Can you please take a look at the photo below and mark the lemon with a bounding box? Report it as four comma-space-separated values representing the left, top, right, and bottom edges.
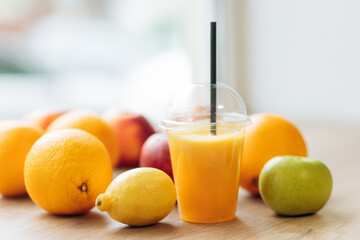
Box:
96, 167, 177, 226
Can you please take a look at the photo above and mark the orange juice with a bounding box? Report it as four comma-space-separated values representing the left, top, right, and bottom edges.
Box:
167, 130, 245, 223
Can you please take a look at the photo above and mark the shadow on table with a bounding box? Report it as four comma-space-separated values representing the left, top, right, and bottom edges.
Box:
237, 192, 268, 213
35, 210, 110, 229
238, 193, 263, 203
213, 217, 260, 238
0, 194, 34, 209
109, 222, 178, 238
273, 210, 354, 229
0, 194, 29, 200
109, 216, 261, 239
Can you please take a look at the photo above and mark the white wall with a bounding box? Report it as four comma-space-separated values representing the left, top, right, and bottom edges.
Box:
224, 0, 360, 125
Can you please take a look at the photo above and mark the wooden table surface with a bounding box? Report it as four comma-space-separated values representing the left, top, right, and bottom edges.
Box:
1, 124, 359, 239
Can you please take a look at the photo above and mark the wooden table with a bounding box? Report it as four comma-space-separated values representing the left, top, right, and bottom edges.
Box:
1, 124, 359, 239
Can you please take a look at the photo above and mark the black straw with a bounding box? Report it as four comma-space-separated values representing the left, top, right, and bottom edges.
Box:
210, 22, 217, 135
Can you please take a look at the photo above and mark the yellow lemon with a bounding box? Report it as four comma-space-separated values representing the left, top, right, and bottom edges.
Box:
96, 167, 176, 226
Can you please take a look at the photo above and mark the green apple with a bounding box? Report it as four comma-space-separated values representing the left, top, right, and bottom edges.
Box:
259, 156, 333, 216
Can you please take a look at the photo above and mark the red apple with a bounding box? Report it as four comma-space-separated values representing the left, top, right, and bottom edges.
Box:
24, 108, 67, 130
139, 133, 173, 179
103, 110, 155, 167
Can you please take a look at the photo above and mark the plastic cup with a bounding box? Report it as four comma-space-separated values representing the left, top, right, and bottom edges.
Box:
161, 83, 250, 223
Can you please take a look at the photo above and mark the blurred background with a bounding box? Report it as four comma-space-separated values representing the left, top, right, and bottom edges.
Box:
0, 0, 359, 126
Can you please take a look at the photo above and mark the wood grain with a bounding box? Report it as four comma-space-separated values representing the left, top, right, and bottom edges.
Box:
1, 124, 359, 239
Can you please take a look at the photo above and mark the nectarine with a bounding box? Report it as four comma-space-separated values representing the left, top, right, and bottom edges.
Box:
103, 111, 155, 167
24, 108, 67, 130
139, 133, 173, 179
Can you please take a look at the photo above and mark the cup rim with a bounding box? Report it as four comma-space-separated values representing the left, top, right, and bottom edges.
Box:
160, 113, 250, 131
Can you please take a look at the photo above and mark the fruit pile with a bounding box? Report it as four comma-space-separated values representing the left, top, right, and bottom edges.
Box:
0, 109, 332, 227
240, 113, 332, 216
0, 109, 174, 225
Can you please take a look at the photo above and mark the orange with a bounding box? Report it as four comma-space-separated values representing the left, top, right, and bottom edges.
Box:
240, 113, 307, 195
24, 129, 112, 215
0, 120, 43, 197
46, 110, 120, 167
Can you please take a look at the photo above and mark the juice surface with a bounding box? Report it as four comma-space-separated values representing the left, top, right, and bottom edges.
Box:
168, 130, 244, 223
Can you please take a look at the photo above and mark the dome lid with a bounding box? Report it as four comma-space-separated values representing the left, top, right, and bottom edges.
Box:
161, 83, 249, 130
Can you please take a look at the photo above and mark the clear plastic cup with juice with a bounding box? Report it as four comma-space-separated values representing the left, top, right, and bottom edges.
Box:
161, 83, 249, 223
